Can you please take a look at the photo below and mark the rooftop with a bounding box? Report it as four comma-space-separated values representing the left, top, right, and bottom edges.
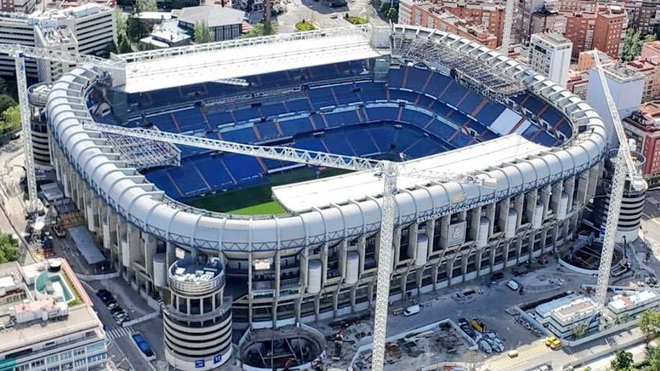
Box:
273, 135, 545, 213
178, 5, 244, 28
608, 290, 659, 312
626, 100, 660, 129
532, 32, 571, 46
0, 261, 103, 356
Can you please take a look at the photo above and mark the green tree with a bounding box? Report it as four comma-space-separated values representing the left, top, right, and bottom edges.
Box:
646, 346, 660, 371
136, 0, 157, 12
263, 20, 274, 36
241, 21, 276, 38
622, 29, 643, 62
126, 16, 149, 41
640, 310, 660, 341
611, 350, 634, 371
0, 95, 16, 115
193, 21, 212, 44
1, 105, 20, 133
0, 233, 19, 264
386, 7, 397, 22
115, 7, 127, 39
572, 323, 588, 339
118, 35, 133, 53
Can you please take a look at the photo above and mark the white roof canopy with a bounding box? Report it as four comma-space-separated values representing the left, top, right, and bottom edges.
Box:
273, 135, 546, 213
117, 27, 381, 93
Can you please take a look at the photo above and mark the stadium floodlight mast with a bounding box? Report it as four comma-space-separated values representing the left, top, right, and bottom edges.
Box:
3, 42, 495, 370
591, 51, 645, 316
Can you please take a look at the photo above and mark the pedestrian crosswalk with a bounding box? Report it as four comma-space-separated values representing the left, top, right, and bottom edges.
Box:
106, 326, 135, 340
486, 340, 550, 370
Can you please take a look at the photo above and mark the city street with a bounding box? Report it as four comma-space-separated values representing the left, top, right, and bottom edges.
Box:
274, 0, 385, 33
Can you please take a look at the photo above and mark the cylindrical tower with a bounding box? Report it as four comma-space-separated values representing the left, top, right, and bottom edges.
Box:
27, 83, 52, 168
593, 149, 647, 243
163, 257, 233, 370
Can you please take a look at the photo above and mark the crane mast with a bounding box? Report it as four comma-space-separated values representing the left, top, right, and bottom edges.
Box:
591, 53, 644, 314
14, 55, 38, 212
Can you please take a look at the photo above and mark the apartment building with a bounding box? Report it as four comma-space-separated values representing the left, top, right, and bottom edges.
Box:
562, 11, 596, 58
628, 58, 660, 102
592, 5, 627, 58
623, 101, 660, 180
398, 0, 499, 48
528, 32, 572, 86
0, 3, 116, 80
0, 260, 107, 371
442, 1, 506, 47
0, 0, 34, 13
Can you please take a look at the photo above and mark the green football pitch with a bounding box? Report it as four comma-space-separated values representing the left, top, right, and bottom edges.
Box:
186, 167, 349, 215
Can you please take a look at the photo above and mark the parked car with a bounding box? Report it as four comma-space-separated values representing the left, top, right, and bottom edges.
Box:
131, 333, 155, 360
95, 289, 109, 297
507, 279, 520, 291
107, 302, 119, 310
403, 304, 421, 317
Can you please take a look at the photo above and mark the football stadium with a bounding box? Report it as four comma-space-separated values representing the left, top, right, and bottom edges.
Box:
47, 25, 608, 369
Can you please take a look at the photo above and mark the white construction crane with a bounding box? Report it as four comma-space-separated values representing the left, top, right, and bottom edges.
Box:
3, 43, 494, 370
591, 52, 646, 314
81, 123, 493, 371
500, 0, 516, 54
0, 44, 122, 212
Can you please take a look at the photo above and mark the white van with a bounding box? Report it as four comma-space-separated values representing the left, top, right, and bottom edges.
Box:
403, 304, 421, 316
507, 280, 520, 291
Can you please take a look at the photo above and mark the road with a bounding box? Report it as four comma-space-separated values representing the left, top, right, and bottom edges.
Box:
275, 0, 385, 33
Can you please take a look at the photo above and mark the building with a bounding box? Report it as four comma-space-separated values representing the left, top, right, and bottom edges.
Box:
607, 290, 659, 319
46, 26, 610, 368
0, 0, 34, 13
576, 49, 613, 71
627, 58, 659, 102
530, 7, 567, 36
558, 0, 595, 12
177, 6, 244, 42
0, 4, 116, 81
140, 19, 192, 49
442, 1, 507, 47
520, 0, 558, 43
566, 70, 589, 98
534, 294, 600, 339
562, 11, 596, 58
623, 101, 660, 180
592, 5, 627, 58
398, 0, 498, 48
608, 0, 659, 37
528, 32, 572, 86
0, 259, 107, 370
27, 83, 53, 168
641, 40, 660, 63
587, 63, 645, 144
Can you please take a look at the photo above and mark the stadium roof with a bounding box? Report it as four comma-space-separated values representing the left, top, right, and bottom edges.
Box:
178, 6, 244, 28
117, 27, 381, 93
272, 135, 546, 213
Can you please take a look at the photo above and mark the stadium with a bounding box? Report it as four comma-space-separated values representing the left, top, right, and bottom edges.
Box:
46, 25, 608, 369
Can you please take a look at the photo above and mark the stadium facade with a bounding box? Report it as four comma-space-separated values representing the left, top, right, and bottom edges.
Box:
46, 25, 609, 369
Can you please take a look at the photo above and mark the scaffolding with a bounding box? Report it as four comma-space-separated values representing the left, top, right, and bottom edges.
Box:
102, 131, 181, 170
393, 31, 525, 102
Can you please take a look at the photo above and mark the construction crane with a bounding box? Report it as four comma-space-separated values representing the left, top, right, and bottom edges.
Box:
81, 122, 493, 370
500, 0, 516, 54
591, 52, 646, 315
0, 44, 122, 212
4, 43, 494, 370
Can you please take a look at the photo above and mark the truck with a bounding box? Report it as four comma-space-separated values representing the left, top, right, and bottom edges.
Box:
471, 318, 485, 333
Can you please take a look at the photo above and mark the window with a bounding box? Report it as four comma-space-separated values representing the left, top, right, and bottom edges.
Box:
86, 342, 105, 353
60, 351, 72, 360
45, 355, 59, 364
73, 348, 85, 357
31, 359, 45, 368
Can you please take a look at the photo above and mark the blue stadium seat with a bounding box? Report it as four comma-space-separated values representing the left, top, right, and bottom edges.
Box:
358, 82, 387, 101
416, 94, 436, 108
168, 165, 208, 196
286, 98, 312, 113
332, 84, 361, 105
146, 113, 178, 132
424, 73, 452, 97
294, 137, 326, 152
221, 126, 258, 143
450, 132, 472, 148
428, 101, 452, 117
260, 103, 289, 117
556, 120, 572, 138
206, 111, 234, 127
324, 110, 360, 128
308, 87, 337, 109
521, 94, 545, 113
458, 93, 483, 115
323, 135, 354, 155
279, 117, 312, 136
256, 121, 280, 140
347, 132, 379, 156
223, 154, 262, 182
475, 102, 506, 126
441, 82, 469, 107
388, 68, 405, 89
365, 106, 399, 122
405, 137, 443, 158
540, 107, 562, 126
405, 68, 430, 92
195, 158, 234, 188
401, 108, 432, 127
426, 119, 457, 139
535, 131, 556, 146
389, 89, 418, 103
173, 108, 205, 132
232, 107, 261, 122
145, 170, 180, 197
369, 126, 396, 151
